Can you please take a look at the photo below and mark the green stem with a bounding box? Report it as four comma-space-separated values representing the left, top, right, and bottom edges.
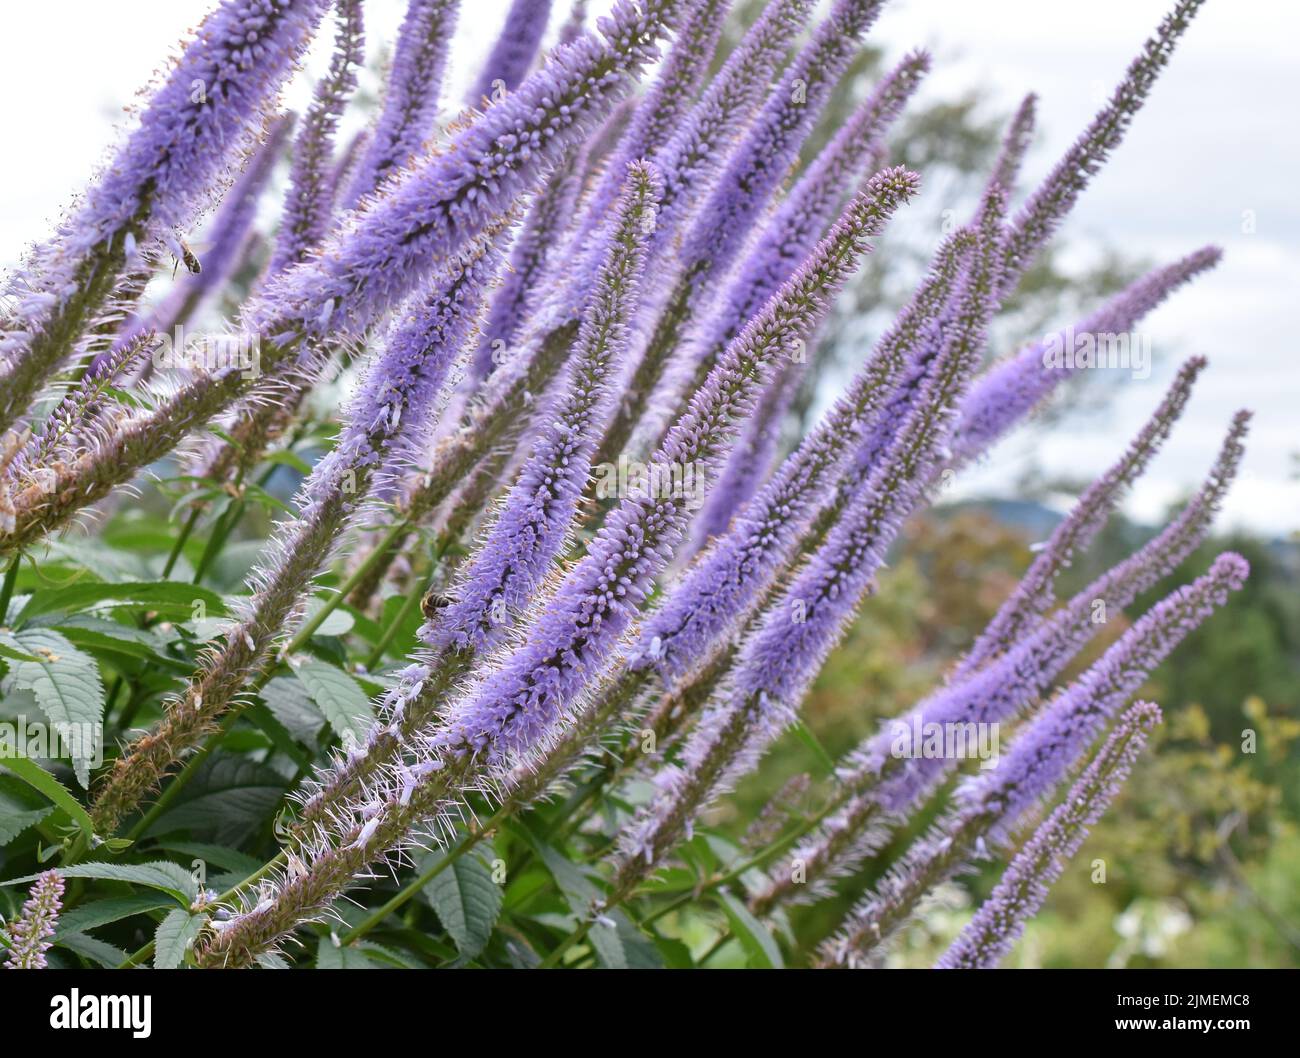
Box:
162, 506, 203, 579
538, 920, 593, 969
0, 552, 20, 623
362, 556, 432, 670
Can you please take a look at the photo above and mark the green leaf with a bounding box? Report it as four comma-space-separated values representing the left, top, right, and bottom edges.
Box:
789, 719, 837, 777
316, 937, 380, 969
532, 841, 627, 969
291, 658, 374, 747
301, 597, 355, 638
0, 628, 104, 787
0, 641, 40, 663
716, 892, 783, 969
260, 676, 327, 744
56, 931, 128, 968
154, 908, 205, 968
13, 581, 228, 625
55, 894, 172, 938
153, 841, 262, 877
143, 753, 287, 845
420, 849, 503, 960
6, 860, 198, 904
0, 756, 95, 838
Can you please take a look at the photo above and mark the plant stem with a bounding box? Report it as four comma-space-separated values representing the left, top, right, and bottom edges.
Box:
162, 506, 203, 579
0, 552, 20, 623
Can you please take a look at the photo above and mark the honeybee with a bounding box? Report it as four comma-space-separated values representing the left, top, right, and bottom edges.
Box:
420, 590, 452, 621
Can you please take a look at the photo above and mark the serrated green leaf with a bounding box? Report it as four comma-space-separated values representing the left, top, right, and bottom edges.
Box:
316, 937, 379, 968
55, 894, 172, 938
421, 849, 503, 960
143, 753, 287, 845
0, 804, 52, 846
260, 675, 327, 744
0, 756, 95, 837
717, 892, 783, 969
56, 930, 128, 968
532, 841, 626, 969
6, 860, 197, 904
13, 581, 227, 625
0, 628, 104, 786
291, 658, 374, 747
154, 908, 205, 968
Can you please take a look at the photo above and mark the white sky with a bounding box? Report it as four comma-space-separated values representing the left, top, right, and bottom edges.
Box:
2, 0, 1296, 533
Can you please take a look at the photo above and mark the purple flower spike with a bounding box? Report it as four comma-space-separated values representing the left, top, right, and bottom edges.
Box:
676, 0, 890, 295
953, 245, 1222, 462
630, 230, 974, 690
1001, 0, 1207, 291
986, 93, 1038, 196
345, 0, 460, 207
269, 0, 365, 275
607, 188, 1002, 889
433, 169, 918, 767
249, 0, 682, 341
467, 0, 555, 106
822, 553, 1247, 965
938, 702, 1161, 969
954, 355, 1207, 679
0, 0, 331, 435
427, 162, 663, 655
3, 871, 63, 970
575, 0, 732, 239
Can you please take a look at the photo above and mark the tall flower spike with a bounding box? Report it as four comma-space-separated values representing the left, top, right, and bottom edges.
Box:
1001, 0, 1206, 291
268, 0, 365, 275
432, 169, 918, 767
0, 0, 683, 557
938, 702, 1161, 970
628, 228, 974, 691
573, 0, 731, 247
605, 188, 1004, 895
88, 226, 509, 833
822, 553, 1248, 965
676, 50, 932, 528
427, 161, 662, 656
954, 355, 1206, 680
554, 0, 811, 325
0, 0, 331, 436
953, 245, 1223, 462
344, 0, 460, 207
986, 93, 1037, 196
114, 114, 295, 360
466, 0, 555, 105
750, 400, 1247, 916
468, 143, 590, 381
599, 0, 889, 462
250, 0, 683, 341
3, 870, 63, 970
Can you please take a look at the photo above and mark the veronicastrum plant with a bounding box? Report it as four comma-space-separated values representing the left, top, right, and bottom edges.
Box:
0, 0, 1256, 971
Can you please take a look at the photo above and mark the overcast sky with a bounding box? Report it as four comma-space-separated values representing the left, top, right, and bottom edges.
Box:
2, 0, 1296, 534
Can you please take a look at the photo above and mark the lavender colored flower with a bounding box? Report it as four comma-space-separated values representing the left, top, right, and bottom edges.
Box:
0, 0, 331, 436
344, 0, 460, 207
268, 0, 365, 275
606, 190, 1003, 892
985, 94, 1037, 197
954, 355, 1207, 679
468, 143, 590, 381
678, 50, 931, 536
573, 0, 732, 247
426, 162, 662, 655
628, 229, 974, 691
937, 702, 1161, 969
821, 552, 1248, 964
553, 0, 811, 325
1001, 0, 1206, 291
250, 0, 682, 342
432, 169, 918, 768
3, 871, 63, 970
117, 114, 294, 358
467, 0, 555, 105
89, 228, 508, 832
952, 246, 1222, 462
